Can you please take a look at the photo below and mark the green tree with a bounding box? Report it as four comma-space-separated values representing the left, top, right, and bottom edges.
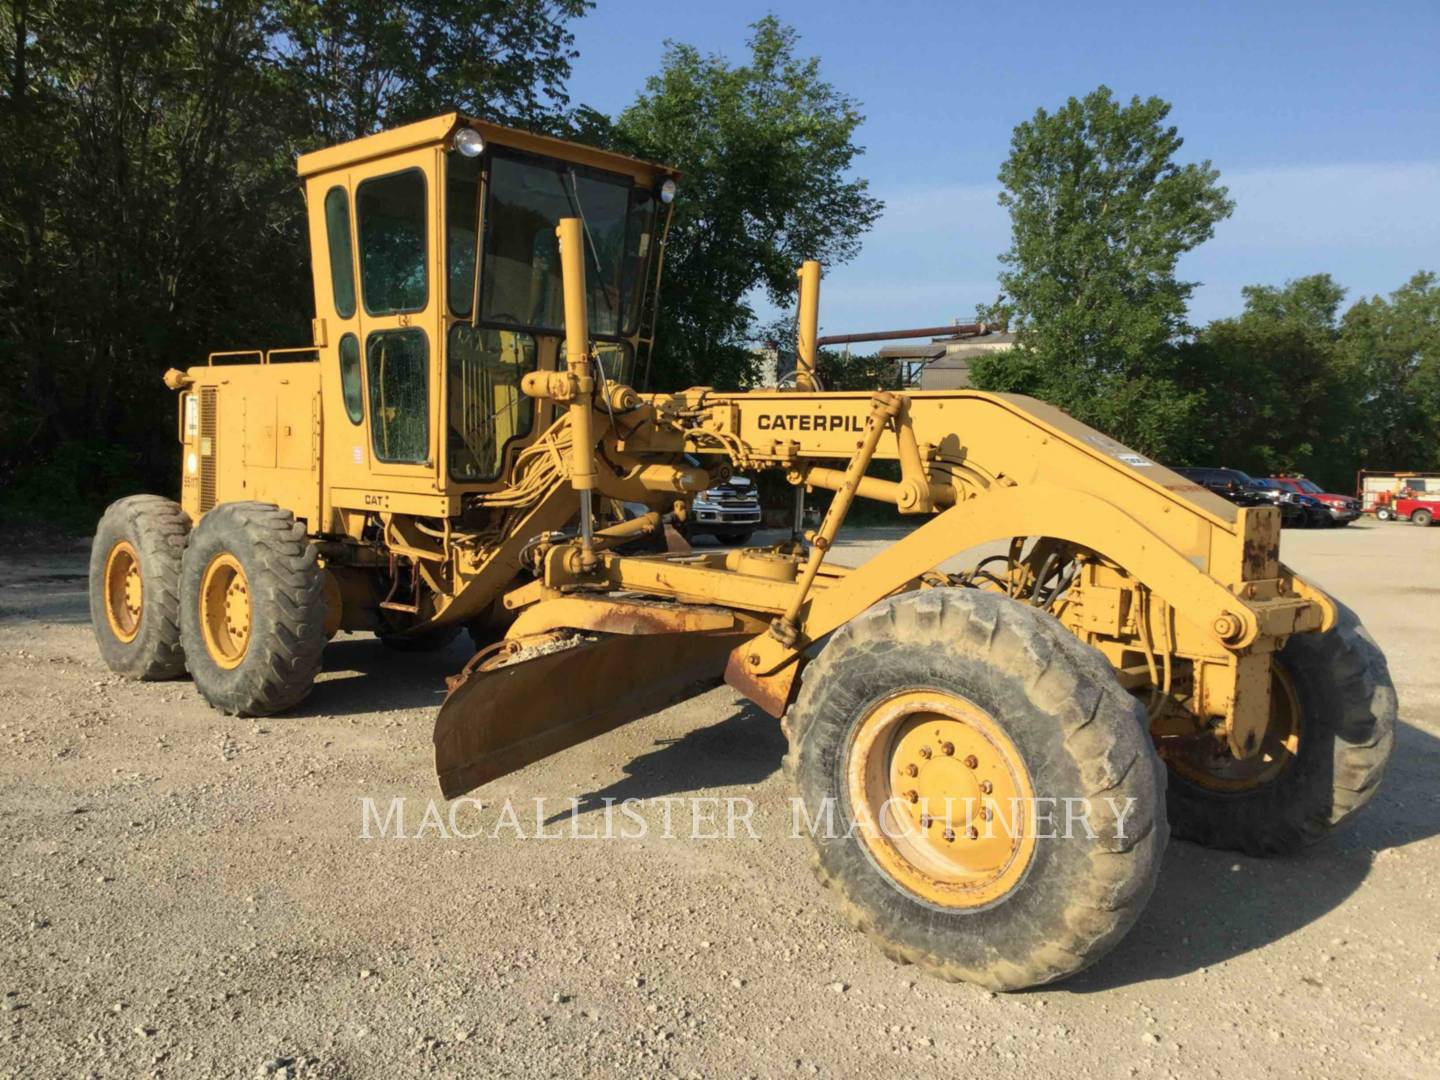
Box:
267, 0, 589, 141
0, 0, 593, 529
1171, 274, 1359, 484
1339, 271, 1440, 471
0, 0, 309, 527
1240, 273, 1345, 333
973, 86, 1233, 458
613, 17, 882, 390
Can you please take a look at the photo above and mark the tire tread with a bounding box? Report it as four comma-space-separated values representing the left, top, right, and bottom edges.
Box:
786, 588, 1168, 991
180, 502, 325, 716
89, 495, 191, 680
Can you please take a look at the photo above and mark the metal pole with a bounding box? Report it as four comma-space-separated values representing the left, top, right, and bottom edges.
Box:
791, 483, 806, 550
774, 392, 902, 643
556, 217, 598, 569
795, 261, 821, 391
815, 322, 992, 348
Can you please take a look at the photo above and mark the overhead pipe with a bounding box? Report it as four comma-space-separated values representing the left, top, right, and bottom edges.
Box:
815, 323, 995, 348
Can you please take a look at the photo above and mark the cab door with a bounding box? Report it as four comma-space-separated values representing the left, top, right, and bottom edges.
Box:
352, 153, 440, 488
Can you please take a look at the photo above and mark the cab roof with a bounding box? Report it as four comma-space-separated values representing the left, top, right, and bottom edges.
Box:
295, 112, 679, 186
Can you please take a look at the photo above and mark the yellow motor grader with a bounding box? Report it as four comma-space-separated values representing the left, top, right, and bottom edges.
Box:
90, 114, 1394, 990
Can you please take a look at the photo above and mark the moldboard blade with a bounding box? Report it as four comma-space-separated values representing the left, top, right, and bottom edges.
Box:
433, 629, 753, 798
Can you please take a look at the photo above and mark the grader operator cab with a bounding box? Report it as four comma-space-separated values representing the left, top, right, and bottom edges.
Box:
90, 114, 1395, 990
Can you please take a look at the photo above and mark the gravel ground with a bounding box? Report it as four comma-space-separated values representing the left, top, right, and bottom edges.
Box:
1, 519, 1437, 1078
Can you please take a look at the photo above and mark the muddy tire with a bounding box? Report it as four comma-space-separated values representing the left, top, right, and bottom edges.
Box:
89, 495, 191, 680
1412, 508, 1433, 527
180, 502, 326, 716
787, 588, 1167, 991
1166, 602, 1395, 856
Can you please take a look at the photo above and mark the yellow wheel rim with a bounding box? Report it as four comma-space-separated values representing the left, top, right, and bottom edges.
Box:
1168, 665, 1303, 792
846, 690, 1036, 910
103, 541, 143, 643
200, 553, 251, 669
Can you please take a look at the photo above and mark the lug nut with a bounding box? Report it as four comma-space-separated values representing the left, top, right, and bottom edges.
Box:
980, 807, 993, 822
919, 814, 932, 828
964, 755, 979, 769
904, 789, 918, 804
942, 828, 955, 842
966, 827, 979, 840
941, 741, 954, 756
904, 764, 918, 778
979, 780, 993, 795
919, 746, 932, 760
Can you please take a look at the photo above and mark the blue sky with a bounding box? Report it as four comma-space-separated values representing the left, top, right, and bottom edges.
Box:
567, 0, 1440, 338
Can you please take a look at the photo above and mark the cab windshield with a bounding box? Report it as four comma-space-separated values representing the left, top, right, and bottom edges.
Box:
447, 147, 657, 338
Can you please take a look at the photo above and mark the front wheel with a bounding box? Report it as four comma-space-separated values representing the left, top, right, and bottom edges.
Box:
180, 502, 326, 716
787, 588, 1167, 991
1164, 602, 1394, 855
1375, 506, 1394, 521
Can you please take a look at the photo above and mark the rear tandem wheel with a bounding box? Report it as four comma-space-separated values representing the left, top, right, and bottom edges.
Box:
1163, 601, 1395, 856
89, 495, 191, 680
179, 502, 327, 716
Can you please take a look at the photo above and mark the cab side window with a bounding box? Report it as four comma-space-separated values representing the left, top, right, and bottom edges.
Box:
357, 169, 428, 314
323, 186, 357, 318
446, 153, 482, 317
339, 333, 363, 424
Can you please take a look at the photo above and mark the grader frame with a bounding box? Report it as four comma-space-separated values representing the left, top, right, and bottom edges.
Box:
94, 113, 1393, 991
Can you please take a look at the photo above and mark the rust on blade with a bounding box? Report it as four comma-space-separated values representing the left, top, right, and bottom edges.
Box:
723, 646, 801, 718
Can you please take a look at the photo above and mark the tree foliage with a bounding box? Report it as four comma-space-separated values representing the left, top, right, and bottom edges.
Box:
1174, 275, 1359, 479
613, 17, 882, 390
1, 0, 310, 526
973, 86, 1233, 457
268, 0, 588, 142
0, 0, 589, 528
1239, 273, 1346, 332
974, 85, 1440, 488
1338, 272, 1440, 471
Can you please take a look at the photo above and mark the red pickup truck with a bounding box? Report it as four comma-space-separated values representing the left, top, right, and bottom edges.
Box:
1269, 476, 1362, 525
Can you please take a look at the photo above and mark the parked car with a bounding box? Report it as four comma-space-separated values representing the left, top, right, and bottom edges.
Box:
1390, 495, 1440, 526
1247, 478, 1329, 528
1269, 475, 1361, 525
1293, 492, 1338, 528
685, 476, 762, 545
1172, 467, 1270, 507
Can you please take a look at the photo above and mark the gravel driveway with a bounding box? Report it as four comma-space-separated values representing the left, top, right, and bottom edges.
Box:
1, 520, 1436, 1078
